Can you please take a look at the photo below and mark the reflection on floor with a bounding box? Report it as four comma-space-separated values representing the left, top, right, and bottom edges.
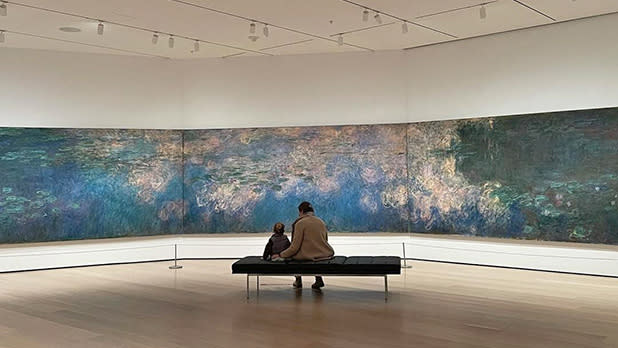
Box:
0, 260, 617, 348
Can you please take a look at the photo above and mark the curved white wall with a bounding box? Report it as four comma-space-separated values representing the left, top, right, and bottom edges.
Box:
0, 49, 182, 129
179, 12, 618, 128
1, 13, 617, 129
405, 13, 618, 123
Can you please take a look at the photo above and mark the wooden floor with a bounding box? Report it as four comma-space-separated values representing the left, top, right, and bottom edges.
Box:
0, 261, 617, 348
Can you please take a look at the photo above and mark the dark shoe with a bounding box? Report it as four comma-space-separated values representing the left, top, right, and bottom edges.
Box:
293, 277, 302, 288
311, 277, 325, 289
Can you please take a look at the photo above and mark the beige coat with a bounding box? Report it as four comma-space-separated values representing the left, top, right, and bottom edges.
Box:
280, 213, 334, 261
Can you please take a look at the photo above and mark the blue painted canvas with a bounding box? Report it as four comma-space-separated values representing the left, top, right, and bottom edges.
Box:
2, 107, 618, 244
0, 128, 183, 243
183, 126, 409, 233
407, 108, 618, 244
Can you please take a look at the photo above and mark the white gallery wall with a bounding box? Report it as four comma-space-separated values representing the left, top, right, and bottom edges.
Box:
179, 12, 618, 128
1, 13, 618, 274
0, 49, 183, 129
1, 12, 617, 129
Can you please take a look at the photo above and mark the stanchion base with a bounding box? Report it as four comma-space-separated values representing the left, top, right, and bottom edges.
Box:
169, 265, 183, 269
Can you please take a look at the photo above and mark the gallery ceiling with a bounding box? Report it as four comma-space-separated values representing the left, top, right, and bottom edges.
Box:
0, 0, 617, 59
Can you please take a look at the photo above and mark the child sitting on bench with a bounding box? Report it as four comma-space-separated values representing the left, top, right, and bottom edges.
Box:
262, 222, 291, 261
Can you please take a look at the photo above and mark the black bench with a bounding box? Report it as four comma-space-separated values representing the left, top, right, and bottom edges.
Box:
232, 256, 401, 300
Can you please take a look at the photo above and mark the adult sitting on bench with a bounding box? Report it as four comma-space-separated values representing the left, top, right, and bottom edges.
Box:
275, 201, 334, 290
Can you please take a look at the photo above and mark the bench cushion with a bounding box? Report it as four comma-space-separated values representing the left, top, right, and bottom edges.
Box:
232, 256, 401, 275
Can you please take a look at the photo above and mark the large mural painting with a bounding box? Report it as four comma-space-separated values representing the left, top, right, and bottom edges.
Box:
183, 126, 409, 233
0, 129, 183, 243
407, 108, 618, 244
2, 107, 618, 244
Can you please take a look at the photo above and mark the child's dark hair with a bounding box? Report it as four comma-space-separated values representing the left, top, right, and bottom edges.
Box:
273, 222, 285, 234
298, 201, 314, 214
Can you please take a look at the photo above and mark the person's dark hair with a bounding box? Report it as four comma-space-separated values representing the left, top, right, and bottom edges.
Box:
273, 222, 285, 234
298, 201, 314, 214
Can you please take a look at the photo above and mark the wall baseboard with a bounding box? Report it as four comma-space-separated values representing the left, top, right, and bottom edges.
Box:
1, 235, 617, 276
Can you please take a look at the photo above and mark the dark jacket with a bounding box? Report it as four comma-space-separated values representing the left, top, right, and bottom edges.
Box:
262, 233, 291, 260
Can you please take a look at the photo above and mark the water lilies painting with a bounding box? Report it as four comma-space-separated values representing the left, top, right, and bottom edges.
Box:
1, 107, 618, 244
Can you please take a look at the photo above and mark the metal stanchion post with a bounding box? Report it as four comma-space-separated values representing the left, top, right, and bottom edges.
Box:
401, 242, 412, 269
169, 244, 183, 269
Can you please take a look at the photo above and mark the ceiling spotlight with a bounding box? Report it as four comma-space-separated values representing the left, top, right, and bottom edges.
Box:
0, 31, 5, 43
362, 9, 369, 22
97, 21, 104, 35
152, 32, 159, 44
249, 22, 256, 34
337, 34, 343, 46
401, 21, 408, 34
263, 24, 269, 37
168, 35, 175, 48
374, 12, 382, 24
480, 5, 487, 19
194, 40, 200, 52
0, 2, 7, 17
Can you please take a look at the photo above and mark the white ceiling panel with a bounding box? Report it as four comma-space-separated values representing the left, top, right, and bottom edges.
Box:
195, 0, 380, 39
342, 21, 449, 51
0, 3, 243, 58
353, 0, 485, 21
17, 0, 308, 52
0, 30, 142, 56
415, 0, 552, 39
1, 0, 617, 58
522, 0, 618, 21
260, 38, 363, 55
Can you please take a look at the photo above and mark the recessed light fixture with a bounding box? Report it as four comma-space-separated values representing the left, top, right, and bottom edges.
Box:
480, 5, 487, 19
0, 30, 5, 43
59, 27, 82, 33
0, 2, 7, 17
97, 21, 104, 35
152, 32, 159, 44
374, 12, 382, 24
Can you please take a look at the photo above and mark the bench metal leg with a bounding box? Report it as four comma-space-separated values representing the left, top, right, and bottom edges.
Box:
246, 274, 250, 299
256, 275, 260, 294
384, 275, 388, 302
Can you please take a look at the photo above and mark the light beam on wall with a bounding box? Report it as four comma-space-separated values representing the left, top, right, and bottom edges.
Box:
0, 30, 5, 43
337, 34, 343, 46
194, 40, 200, 52
168, 35, 174, 48
402, 21, 408, 34
263, 24, 269, 37
97, 21, 104, 35
480, 5, 487, 19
